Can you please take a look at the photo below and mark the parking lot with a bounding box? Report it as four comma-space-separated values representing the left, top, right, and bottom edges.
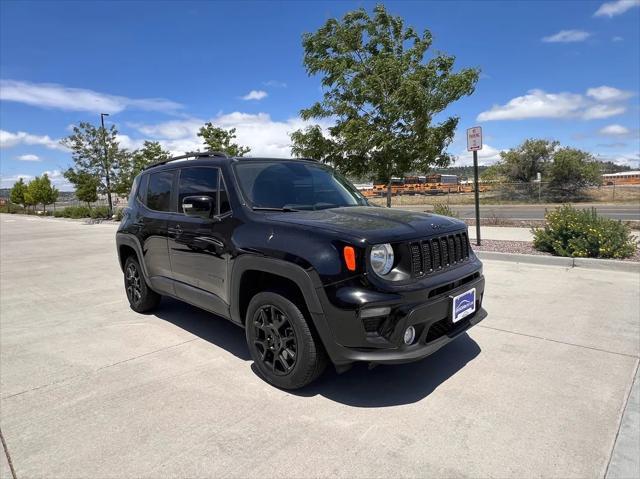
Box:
1, 213, 638, 478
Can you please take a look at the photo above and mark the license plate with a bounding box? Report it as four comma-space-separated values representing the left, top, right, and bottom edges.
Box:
452, 288, 476, 323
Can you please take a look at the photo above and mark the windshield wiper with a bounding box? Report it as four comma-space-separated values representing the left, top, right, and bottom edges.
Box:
251, 206, 300, 212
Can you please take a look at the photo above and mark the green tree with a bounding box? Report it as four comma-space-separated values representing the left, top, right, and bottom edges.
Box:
547, 148, 601, 199
115, 141, 170, 196
9, 178, 27, 208
66, 171, 99, 207
290, 4, 479, 207
61, 122, 129, 214
487, 139, 602, 200
197, 124, 250, 157
491, 139, 558, 183
26, 174, 59, 213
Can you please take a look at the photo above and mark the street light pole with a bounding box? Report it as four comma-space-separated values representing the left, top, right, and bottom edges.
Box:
100, 113, 113, 216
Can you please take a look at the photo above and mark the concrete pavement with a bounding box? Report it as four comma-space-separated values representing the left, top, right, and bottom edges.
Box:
1, 214, 639, 478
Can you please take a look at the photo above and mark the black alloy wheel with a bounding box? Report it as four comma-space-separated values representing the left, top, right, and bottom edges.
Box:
123, 256, 161, 313
126, 261, 143, 306
252, 305, 298, 375
245, 291, 327, 389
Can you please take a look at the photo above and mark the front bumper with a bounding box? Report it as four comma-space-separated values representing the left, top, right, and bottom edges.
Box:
311, 260, 486, 366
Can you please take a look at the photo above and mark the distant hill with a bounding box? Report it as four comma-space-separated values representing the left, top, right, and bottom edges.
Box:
0, 188, 76, 201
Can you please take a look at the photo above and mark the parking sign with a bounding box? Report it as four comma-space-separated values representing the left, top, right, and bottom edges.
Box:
467, 126, 482, 151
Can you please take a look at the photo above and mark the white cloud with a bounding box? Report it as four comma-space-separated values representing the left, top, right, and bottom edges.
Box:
0, 173, 33, 189
131, 112, 332, 157
131, 118, 204, 140
612, 36, 624, 42
583, 104, 626, 119
542, 30, 591, 43
599, 124, 631, 136
602, 151, 640, 167
241, 90, 268, 101
0, 130, 68, 151
17, 154, 40, 161
43, 169, 73, 190
594, 0, 640, 17
477, 90, 585, 121
0, 169, 71, 189
0, 79, 182, 114
115, 134, 146, 151
586, 85, 633, 102
455, 144, 503, 167
477, 86, 631, 121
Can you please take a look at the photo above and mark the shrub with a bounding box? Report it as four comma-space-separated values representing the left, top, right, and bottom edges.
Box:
114, 208, 125, 221
89, 206, 110, 219
432, 202, 459, 218
532, 205, 637, 259
56, 205, 92, 218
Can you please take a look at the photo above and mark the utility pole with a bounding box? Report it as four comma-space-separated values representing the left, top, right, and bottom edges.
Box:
100, 113, 113, 215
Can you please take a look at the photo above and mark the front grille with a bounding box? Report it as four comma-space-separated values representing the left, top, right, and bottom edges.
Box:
409, 231, 471, 277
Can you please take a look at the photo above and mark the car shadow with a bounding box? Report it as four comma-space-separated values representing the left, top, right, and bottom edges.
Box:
153, 297, 481, 407
152, 297, 251, 361
287, 333, 481, 407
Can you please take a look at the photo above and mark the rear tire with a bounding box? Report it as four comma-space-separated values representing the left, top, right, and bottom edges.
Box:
246, 292, 327, 389
124, 256, 161, 313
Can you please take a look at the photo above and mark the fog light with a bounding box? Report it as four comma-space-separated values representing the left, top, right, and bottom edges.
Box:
403, 326, 416, 345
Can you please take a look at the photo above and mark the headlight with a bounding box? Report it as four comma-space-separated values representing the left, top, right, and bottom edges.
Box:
370, 243, 394, 276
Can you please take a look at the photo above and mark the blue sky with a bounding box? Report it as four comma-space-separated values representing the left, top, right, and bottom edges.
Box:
1, 0, 639, 189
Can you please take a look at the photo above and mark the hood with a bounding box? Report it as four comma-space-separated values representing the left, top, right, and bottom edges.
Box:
266, 206, 466, 243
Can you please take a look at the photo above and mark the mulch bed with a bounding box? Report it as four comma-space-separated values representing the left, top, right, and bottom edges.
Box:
471, 239, 640, 262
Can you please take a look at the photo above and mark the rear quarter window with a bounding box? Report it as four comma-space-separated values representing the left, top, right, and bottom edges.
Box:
146, 171, 174, 212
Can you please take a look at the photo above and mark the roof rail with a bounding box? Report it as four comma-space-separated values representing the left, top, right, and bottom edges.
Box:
143, 150, 229, 171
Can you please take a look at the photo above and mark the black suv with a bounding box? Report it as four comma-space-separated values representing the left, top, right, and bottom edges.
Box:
116, 151, 486, 389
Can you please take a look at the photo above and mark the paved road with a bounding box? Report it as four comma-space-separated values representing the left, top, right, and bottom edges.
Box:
397, 203, 640, 221
1, 214, 638, 478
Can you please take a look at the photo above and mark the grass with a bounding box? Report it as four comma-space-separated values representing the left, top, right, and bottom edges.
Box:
367, 186, 640, 207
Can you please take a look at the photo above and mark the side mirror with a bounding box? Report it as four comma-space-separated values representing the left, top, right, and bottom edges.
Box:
182, 196, 214, 219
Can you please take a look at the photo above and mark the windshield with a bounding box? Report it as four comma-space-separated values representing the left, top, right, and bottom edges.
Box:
234, 161, 368, 210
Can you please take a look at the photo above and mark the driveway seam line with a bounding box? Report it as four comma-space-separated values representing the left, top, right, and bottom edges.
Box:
95, 338, 199, 371
604, 359, 640, 479
2, 338, 200, 400
0, 427, 17, 479
477, 325, 639, 359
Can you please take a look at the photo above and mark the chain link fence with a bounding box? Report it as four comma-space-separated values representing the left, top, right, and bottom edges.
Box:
366, 183, 640, 206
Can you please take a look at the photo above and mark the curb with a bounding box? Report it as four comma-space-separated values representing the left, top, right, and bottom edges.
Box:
476, 251, 640, 273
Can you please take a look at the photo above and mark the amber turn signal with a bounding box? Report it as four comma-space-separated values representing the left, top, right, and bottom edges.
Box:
343, 246, 356, 271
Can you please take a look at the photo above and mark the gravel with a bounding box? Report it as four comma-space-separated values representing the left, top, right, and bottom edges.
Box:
471, 239, 640, 262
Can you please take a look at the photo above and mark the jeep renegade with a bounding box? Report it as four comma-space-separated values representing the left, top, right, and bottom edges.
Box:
116, 151, 487, 389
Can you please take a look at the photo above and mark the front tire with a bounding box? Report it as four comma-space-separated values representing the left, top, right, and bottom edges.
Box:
246, 292, 327, 389
124, 256, 161, 313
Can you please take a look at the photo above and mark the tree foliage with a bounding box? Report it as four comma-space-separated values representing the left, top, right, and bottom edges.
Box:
483, 139, 602, 200
61, 122, 129, 213
115, 141, 170, 195
487, 139, 558, 183
24, 174, 59, 212
197, 124, 250, 157
65, 171, 100, 206
290, 4, 479, 206
9, 178, 27, 207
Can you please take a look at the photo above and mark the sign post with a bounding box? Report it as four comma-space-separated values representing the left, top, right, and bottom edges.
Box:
467, 126, 483, 246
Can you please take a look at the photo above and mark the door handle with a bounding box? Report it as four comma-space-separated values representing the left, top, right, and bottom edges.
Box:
169, 224, 183, 236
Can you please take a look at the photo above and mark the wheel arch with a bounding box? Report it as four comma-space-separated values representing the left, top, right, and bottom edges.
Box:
230, 255, 324, 326
116, 233, 149, 279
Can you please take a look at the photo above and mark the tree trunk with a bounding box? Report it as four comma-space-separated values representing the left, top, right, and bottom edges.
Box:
386, 183, 392, 208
